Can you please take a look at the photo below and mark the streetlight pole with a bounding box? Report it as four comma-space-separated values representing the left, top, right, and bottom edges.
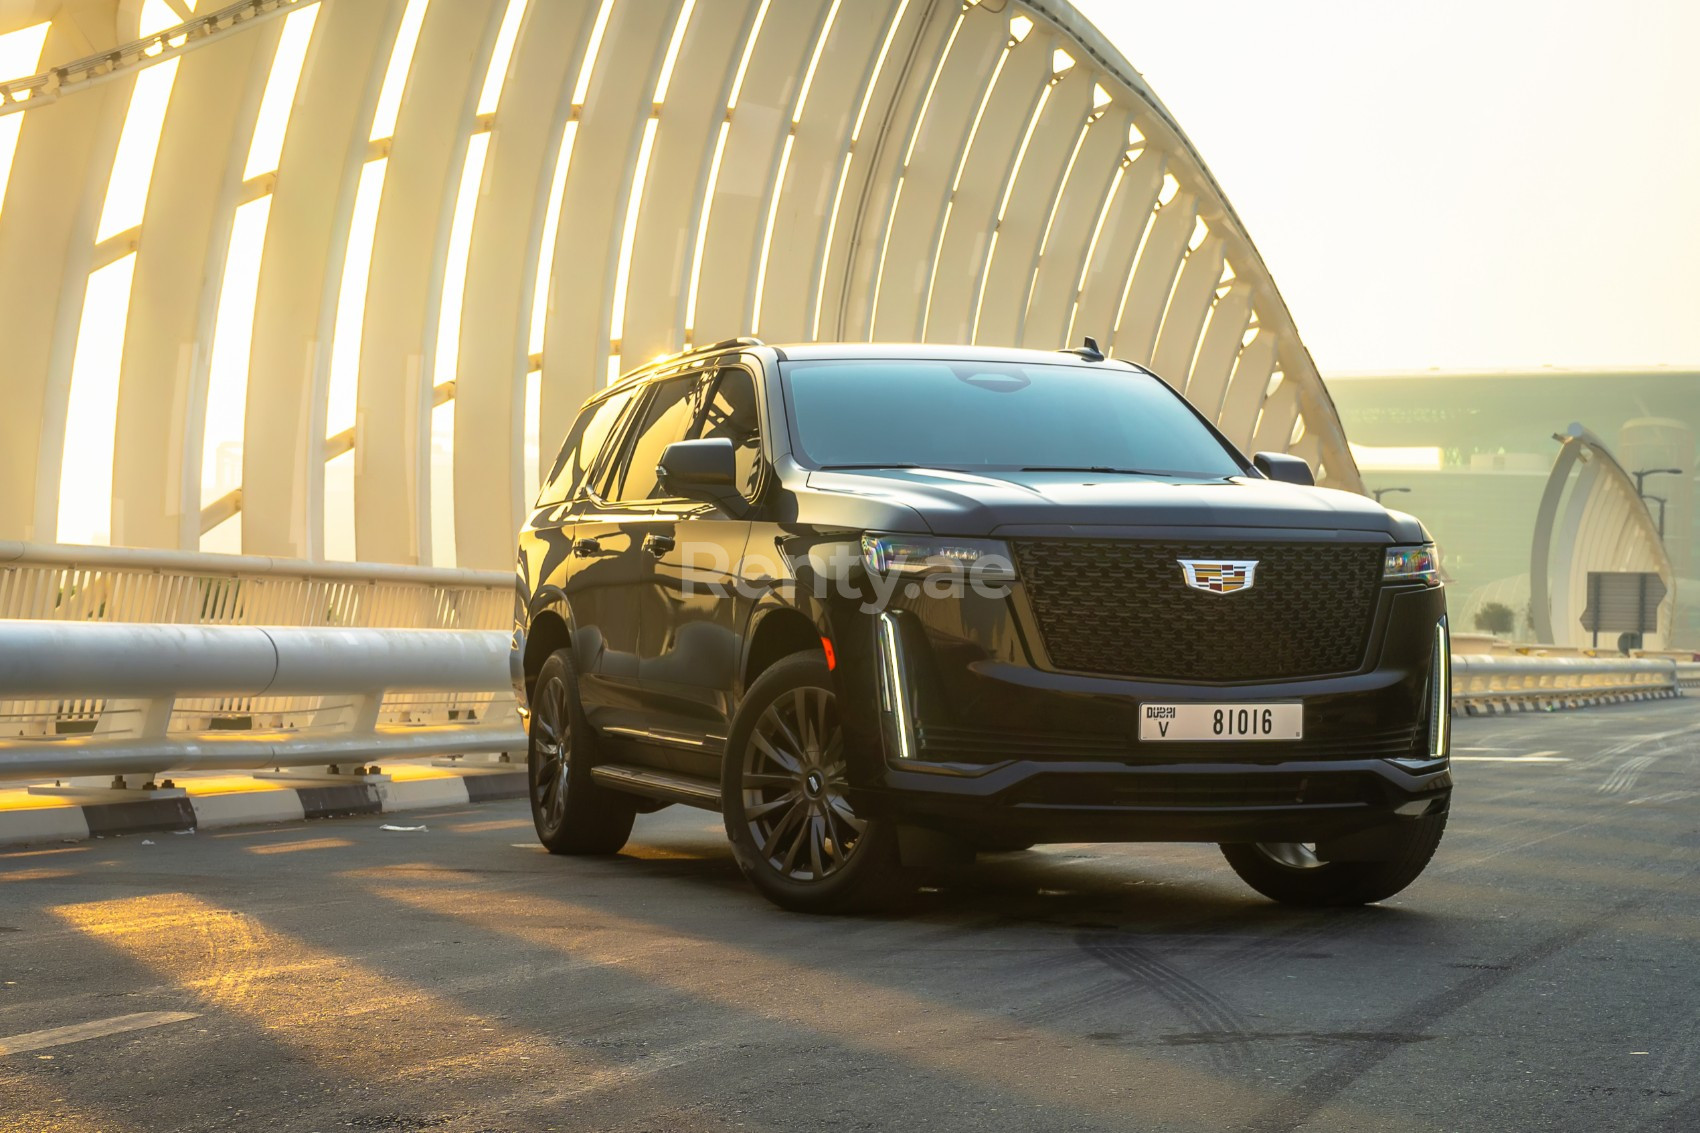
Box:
1631, 468, 1682, 543
1644, 495, 1668, 538
1632, 467, 1682, 496
1372, 487, 1411, 504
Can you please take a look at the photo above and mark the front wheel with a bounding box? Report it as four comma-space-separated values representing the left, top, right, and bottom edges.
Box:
722, 652, 901, 913
1220, 813, 1447, 906
528, 648, 636, 855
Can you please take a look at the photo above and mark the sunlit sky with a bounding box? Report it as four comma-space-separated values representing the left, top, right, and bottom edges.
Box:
1073, 0, 1700, 374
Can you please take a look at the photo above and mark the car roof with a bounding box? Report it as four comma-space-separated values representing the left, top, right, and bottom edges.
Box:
598, 340, 1153, 400
769, 342, 1147, 370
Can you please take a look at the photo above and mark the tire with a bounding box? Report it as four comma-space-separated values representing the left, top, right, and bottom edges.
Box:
722, 652, 901, 913
527, 648, 636, 855
1220, 813, 1447, 907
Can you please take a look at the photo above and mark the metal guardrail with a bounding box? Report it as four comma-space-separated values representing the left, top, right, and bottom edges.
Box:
1451, 654, 1685, 713
0, 621, 522, 781
0, 541, 512, 628
0, 542, 516, 752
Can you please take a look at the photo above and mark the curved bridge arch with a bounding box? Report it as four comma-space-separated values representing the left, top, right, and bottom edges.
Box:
1531, 425, 1676, 647
0, 0, 1362, 569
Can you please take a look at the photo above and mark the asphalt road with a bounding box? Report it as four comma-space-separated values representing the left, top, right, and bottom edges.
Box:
2, 700, 1698, 1133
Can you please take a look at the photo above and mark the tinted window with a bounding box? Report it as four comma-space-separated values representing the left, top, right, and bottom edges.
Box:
536, 389, 637, 505
780, 359, 1243, 477
699, 367, 762, 497
605, 374, 711, 502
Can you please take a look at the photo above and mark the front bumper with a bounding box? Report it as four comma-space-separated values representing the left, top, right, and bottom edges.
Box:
853, 756, 1450, 845
828, 571, 1450, 844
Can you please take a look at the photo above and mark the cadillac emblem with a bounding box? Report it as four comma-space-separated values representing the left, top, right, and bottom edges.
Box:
1178, 559, 1259, 595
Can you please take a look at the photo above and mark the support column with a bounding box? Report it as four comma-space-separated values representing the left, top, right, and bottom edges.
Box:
689, 0, 832, 345
1066, 149, 1161, 347
1111, 188, 1196, 365
354, 0, 503, 565
111, 19, 280, 550
1149, 230, 1224, 382
1019, 110, 1128, 349
865, 3, 1007, 342
822, 0, 952, 340
618, 0, 759, 367
451, 0, 598, 570
749, 0, 899, 344
971, 65, 1093, 347
921, 28, 1052, 345
244, 0, 404, 560
539, 1, 683, 452
0, 1, 130, 543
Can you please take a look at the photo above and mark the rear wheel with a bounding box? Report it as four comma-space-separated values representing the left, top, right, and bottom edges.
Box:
723, 653, 901, 913
528, 648, 636, 855
1220, 814, 1447, 906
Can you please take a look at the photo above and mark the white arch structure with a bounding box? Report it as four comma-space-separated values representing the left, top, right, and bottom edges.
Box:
0, 0, 1363, 571
1531, 426, 1676, 648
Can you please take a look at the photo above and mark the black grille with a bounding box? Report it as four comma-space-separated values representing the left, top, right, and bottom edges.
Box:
1011, 540, 1383, 681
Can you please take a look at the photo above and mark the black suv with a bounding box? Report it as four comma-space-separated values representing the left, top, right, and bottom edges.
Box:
513, 339, 1451, 912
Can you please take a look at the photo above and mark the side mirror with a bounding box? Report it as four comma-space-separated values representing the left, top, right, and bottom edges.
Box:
658, 438, 748, 513
1253, 451, 1315, 486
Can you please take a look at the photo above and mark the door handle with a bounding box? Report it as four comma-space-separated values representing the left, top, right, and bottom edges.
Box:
643, 533, 675, 557
572, 537, 601, 557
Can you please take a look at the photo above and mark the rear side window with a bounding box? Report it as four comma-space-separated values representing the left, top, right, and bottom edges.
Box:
536, 389, 636, 506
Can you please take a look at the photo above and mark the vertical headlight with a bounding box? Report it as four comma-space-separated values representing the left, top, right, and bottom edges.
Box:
875, 612, 916, 760
1429, 616, 1450, 759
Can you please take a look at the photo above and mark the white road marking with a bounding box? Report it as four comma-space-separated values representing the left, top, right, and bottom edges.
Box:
1456, 746, 1511, 753
0, 1011, 199, 1057
1452, 756, 1571, 763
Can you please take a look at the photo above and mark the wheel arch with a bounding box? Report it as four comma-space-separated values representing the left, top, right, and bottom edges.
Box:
741, 605, 826, 696
523, 607, 572, 702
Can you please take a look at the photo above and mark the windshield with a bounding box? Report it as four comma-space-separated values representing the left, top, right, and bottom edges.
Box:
780, 358, 1245, 477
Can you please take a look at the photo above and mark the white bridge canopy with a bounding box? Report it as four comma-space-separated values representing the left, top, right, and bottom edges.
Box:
0, 0, 1362, 571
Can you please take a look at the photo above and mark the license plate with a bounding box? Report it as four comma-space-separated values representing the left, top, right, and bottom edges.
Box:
1139, 702, 1303, 741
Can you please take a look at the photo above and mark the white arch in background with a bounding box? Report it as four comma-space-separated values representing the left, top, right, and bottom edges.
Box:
0, 0, 1363, 571
1530, 425, 1676, 648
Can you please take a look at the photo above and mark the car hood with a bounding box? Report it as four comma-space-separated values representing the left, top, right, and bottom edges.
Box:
798, 467, 1422, 541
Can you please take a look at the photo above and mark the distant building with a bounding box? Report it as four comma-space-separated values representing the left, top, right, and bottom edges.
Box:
1325, 370, 1698, 647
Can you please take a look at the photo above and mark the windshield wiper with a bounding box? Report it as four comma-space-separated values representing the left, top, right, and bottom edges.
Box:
1019, 466, 1182, 476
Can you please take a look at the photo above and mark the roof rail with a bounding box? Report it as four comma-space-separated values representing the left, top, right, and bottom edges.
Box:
611, 337, 766, 385
694, 336, 765, 354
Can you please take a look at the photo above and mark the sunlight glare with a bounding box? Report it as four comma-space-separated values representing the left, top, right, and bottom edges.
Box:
56, 256, 137, 545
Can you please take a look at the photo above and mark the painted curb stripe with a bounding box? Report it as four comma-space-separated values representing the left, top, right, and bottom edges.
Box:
1, 769, 531, 846
464, 772, 527, 803
81, 797, 196, 836
296, 784, 382, 819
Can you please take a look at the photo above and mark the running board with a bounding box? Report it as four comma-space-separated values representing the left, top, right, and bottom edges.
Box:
601, 724, 726, 753
591, 764, 722, 811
